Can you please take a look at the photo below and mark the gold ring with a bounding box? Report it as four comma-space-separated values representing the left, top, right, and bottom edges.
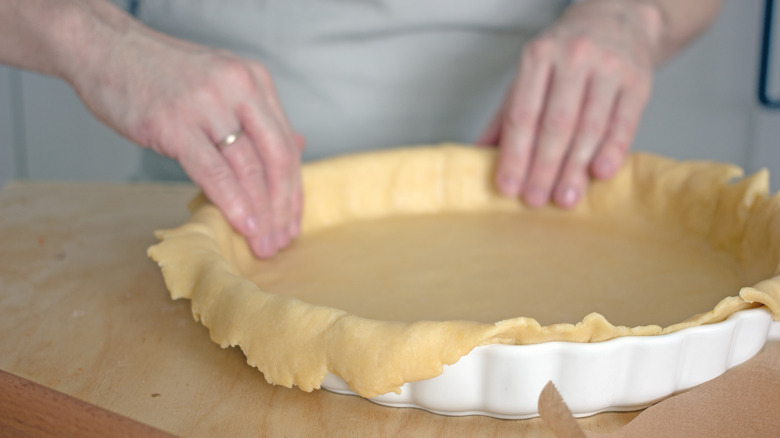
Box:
217, 130, 243, 150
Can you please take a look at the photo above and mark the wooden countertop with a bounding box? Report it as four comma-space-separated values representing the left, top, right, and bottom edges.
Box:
0, 181, 638, 437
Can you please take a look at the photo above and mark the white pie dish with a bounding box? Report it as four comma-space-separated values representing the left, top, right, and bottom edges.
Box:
321, 307, 774, 419
149, 146, 780, 411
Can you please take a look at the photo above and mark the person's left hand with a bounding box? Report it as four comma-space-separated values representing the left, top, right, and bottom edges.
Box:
478, 0, 663, 209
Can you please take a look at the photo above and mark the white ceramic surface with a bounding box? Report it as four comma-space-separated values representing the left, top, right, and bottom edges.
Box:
321, 307, 775, 419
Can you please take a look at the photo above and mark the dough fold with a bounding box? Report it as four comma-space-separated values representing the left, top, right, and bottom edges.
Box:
149, 145, 780, 398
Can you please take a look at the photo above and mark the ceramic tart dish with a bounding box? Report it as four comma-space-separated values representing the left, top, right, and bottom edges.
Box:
148, 145, 780, 418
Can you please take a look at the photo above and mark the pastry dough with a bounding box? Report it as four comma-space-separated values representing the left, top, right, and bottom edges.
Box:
247, 211, 743, 328
148, 145, 780, 398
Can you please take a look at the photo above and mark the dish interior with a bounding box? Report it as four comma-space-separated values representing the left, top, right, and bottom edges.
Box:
244, 210, 744, 327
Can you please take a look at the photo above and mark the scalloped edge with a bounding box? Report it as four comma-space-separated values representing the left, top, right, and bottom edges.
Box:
322, 307, 773, 419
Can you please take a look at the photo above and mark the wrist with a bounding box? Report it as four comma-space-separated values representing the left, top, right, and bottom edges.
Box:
633, 0, 669, 65
562, 0, 669, 65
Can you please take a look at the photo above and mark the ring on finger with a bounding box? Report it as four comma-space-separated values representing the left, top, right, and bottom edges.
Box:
216, 129, 243, 151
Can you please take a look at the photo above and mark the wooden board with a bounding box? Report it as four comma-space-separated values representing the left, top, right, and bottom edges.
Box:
0, 182, 638, 437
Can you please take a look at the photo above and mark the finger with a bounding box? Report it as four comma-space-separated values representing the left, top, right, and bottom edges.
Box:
522, 66, 588, 208
248, 63, 299, 145
591, 81, 649, 180
495, 52, 553, 197
245, 63, 303, 244
553, 74, 620, 208
278, 130, 304, 241
218, 133, 278, 258
176, 130, 261, 241
247, 63, 304, 244
239, 101, 301, 252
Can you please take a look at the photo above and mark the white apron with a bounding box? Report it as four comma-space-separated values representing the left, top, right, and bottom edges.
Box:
131, 0, 568, 180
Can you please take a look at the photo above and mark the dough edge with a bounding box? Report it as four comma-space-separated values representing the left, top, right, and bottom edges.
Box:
148, 144, 780, 398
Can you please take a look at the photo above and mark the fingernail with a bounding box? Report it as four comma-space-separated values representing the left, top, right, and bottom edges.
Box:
558, 186, 580, 208
498, 175, 522, 197
524, 186, 547, 208
245, 216, 259, 234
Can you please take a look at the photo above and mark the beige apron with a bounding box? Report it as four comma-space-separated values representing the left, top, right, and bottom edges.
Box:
133, 0, 567, 180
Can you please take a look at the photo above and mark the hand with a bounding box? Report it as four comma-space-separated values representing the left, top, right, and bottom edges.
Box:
67, 24, 303, 258
479, 0, 662, 209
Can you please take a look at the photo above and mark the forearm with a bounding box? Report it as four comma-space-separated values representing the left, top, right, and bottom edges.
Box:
0, 0, 137, 83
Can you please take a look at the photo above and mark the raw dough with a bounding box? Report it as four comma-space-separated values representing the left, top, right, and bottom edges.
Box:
247, 211, 743, 328
149, 145, 780, 398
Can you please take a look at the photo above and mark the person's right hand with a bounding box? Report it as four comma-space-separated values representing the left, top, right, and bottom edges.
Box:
65, 19, 303, 259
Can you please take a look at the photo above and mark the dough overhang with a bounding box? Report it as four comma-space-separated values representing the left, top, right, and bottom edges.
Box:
149, 145, 780, 398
